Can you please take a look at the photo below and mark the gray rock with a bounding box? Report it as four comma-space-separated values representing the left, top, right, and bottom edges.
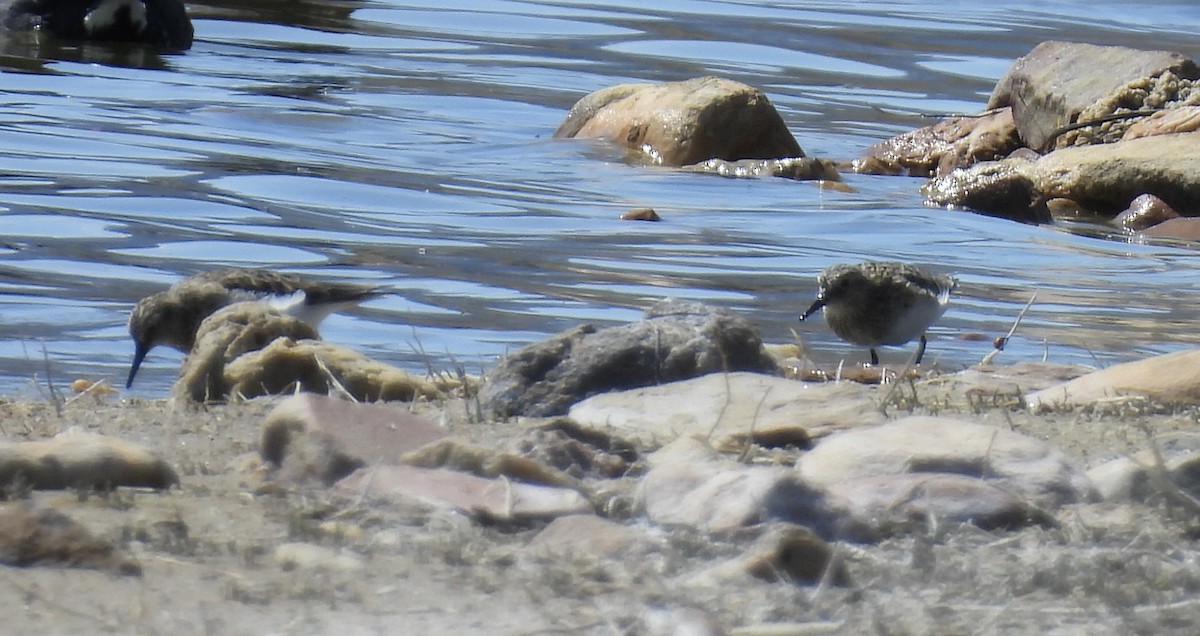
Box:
480, 299, 779, 418
1087, 433, 1200, 502
529, 514, 662, 559
640, 437, 843, 537
827, 473, 1053, 538
568, 372, 881, 448
554, 76, 803, 167
797, 416, 1095, 508
987, 41, 1198, 150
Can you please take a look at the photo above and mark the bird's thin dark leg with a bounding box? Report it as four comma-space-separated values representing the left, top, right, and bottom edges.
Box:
914, 334, 928, 364
870, 349, 879, 366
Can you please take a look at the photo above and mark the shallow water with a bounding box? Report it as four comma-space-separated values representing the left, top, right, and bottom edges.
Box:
0, 0, 1198, 396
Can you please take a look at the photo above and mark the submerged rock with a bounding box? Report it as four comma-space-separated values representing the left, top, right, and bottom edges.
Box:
479, 299, 779, 418
1114, 193, 1180, 231
554, 76, 803, 167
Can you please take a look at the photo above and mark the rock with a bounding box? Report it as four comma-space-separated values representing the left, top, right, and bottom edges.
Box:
569, 372, 882, 447
640, 438, 842, 537
986, 41, 1199, 150
921, 158, 1050, 223
1123, 105, 1200, 140
401, 438, 582, 490
335, 464, 593, 523
854, 108, 1020, 177
797, 416, 1094, 508
1141, 217, 1200, 242
923, 131, 1200, 219
641, 607, 728, 636
734, 523, 848, 586
529, 514, 660, 559
1114, 193, 1180, 231
683, 157, 840, 181
0, 503, 141, 575
553, 76, 803, 167
480, 299, 779, 418
261, 393, 448, 485
274, 542, 365, 571
508, 419, 639, 480
620, 207, 662, 221
1027, 349, 1200, 409
0, 430, 177, 491
174, 302, 318, 402
827, 473, 1053, 537
174, 302, 448, 403
1087, 433, 1200, 502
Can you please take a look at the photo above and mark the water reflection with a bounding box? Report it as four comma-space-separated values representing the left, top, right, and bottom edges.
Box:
0, 1, 1196, 394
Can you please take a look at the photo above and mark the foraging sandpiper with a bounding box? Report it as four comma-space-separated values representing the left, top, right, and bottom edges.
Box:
800, 261, 956, 365
126, 268, 386, 388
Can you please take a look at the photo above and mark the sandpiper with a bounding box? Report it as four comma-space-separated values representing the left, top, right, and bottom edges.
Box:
126, 268, 386, 388
799, 261, 956, 365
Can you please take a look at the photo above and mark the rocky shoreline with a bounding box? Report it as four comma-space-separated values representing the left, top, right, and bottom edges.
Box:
3, 348, 1200, 634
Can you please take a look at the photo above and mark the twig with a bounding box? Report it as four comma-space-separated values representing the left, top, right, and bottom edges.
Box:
313, 356, 357, 402
981, 290, 1038, 365
40, 340, 63, 417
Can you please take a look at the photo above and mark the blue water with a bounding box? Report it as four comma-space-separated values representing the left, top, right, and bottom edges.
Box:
0, 0, 1198, 395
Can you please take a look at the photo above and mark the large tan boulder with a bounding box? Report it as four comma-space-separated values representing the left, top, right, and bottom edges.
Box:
553, 76, 802, 166
987, 41, 1199, 150
1027, 349, 1200, 409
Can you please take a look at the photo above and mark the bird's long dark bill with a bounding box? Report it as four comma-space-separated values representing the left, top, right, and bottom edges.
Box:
799, 297, 826, 321
126, 344, 148, 389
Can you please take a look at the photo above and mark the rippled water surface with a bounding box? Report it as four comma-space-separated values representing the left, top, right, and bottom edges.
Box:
1, 0, 1199, 395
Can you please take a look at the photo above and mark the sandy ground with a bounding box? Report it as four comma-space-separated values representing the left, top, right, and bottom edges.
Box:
1, 371, 1200, 636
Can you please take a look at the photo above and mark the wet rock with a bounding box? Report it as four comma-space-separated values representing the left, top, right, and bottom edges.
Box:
261, 393, 448, 485
987, 41, 1199, 150
1141, 217, 1200, 242
480, 299, 779, 418
921, 159, 1049, 223
924, 131, 1200, 219
274, 542, 365, 571
335, 464, 592, 523
828, 473, 1053, 537
854, 108, 1020, 177
683, 157, 839, 181
568, 372, 881, 448
1114, 193, 1180, 231
553, 76, 803, 167
620, 207, 662, 221
0, 430, 177, 491
1123, 106, 1200, 140
0, 503, 141, 575
174, 302, 448, 403
797, 416, 1095, 508
1027, 349, 1200, 409
529, 514, 660, 559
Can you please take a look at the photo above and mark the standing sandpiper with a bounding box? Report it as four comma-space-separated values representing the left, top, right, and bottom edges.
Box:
799, 261, 956, 365
126, 268, 386, 388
